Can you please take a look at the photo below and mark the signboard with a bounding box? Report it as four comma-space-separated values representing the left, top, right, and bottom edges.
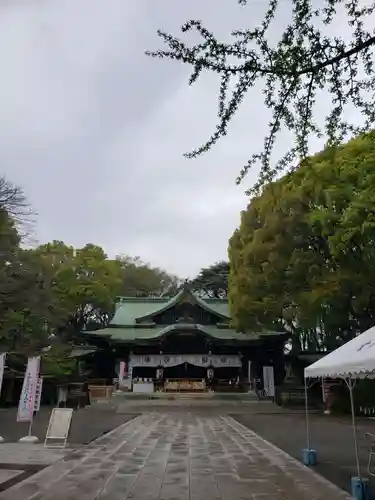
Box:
44, 408, 73, 448
0, 353, 6, 396
33, 378, 43, 412
263, 366, 275, 397
17, 356, 40, 422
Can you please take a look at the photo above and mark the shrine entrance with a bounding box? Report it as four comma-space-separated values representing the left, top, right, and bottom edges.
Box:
163, 362, 205, 380
129, 354, 242, 393
163, 363, 207, 392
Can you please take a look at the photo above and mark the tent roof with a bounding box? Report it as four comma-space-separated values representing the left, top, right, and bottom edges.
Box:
305, 326, 375, 379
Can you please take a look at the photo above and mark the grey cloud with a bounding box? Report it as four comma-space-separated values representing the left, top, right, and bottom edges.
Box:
0, 0, 360, 276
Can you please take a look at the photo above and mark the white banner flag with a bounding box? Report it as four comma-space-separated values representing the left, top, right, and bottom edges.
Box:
119, 361, 127, 381
263, 366, 275, 397
17, 356, 40, 422
0, 353, 6, 397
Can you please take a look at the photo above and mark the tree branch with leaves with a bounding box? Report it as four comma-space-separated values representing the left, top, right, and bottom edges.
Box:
147, 0, 375, 194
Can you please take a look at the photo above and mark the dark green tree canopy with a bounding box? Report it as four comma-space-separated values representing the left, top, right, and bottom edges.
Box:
147, 0, 375, 194
116, 255, 180, 297
190, 261, 229, 298
229, 131, 375, 351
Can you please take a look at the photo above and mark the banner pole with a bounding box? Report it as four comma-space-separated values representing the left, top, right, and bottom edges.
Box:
28, 416, 33, 437
0, 353, 6, 443
18, 357, 40, 443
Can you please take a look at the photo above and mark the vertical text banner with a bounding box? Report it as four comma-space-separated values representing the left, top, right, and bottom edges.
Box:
0, 353, 6, 396
17, 356, 40, 422
33, 378, 43, 412
119, 360, 131, 389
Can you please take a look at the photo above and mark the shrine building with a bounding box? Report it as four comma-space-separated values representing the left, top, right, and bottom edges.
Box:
84, 283, 286, 394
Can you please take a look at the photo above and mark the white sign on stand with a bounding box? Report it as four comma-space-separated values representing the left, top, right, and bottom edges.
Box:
44, 408, 73, 448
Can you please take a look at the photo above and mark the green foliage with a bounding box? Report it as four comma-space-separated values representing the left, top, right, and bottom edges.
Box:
1, 225, 181, 358
147, 0, 375, 194
41, 345, 76, 378
31, 241, 123, 340
331, 379, 375, 415
116, 255, 180, 297
229, 132, 375, 351
0, 175, 181, 366
190, 261, 229, 298
0, 207, 58, 354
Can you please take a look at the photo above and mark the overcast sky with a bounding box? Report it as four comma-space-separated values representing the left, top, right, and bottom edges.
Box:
0, 1, 366, 278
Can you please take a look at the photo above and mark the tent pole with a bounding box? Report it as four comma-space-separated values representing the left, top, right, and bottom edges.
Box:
348, 377, 361, 478
304, 377, 311, 450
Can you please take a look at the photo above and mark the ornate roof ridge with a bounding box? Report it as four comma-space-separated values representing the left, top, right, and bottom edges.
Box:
116, 296, 170, 302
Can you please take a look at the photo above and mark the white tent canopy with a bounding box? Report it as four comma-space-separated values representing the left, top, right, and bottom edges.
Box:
304, 326, 375, 379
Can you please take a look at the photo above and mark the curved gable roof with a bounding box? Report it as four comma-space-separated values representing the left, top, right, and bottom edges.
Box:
85, 323, 265, 342
135, 287, 230, 323
110, 298, 169, 326
110, 286, 230, 327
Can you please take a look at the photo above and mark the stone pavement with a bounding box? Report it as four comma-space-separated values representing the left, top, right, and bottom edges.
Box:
0, 413, 352, 500
0, 444, 71, 494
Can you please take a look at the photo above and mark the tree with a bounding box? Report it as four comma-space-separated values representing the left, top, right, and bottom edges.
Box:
41, 345, 76, 378
190, 261, 229, 298
34, 242, 123, 340
229, 131, 375, 351
0, 178, 59, 354
0, 210, 21, 312
0, 176, 31, 225
20, 245, 179, 343
147, 0, 375, 194
116, 255, 180, 297
0, 242, 59, 355
0, 177, 182, 366
0, 179, 30, 314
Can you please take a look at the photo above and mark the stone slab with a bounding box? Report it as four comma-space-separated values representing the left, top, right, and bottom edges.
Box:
0, 444, 71, 465
0, 413, 352, 499
0, 471, 22, 483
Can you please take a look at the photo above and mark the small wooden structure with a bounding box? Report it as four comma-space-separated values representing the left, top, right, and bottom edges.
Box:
88, 385, 113, 402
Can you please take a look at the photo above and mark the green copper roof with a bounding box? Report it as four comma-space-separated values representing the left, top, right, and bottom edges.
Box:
85, 324, 278, 343
111, 287, 229, 327
69, 346, 97, 358
84, 285, 285, 345
111, 298, 170, 326
202, 299, 230, 318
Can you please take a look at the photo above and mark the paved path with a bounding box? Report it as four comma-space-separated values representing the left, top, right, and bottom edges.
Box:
0, 413, 351, 500
0, 444, 72, 494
